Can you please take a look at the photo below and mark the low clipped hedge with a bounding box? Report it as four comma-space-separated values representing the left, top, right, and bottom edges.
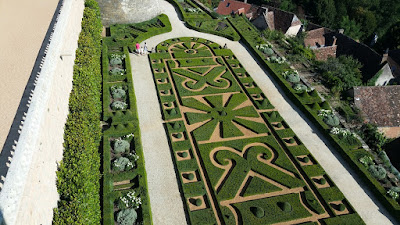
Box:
229, 15, 400, 221
166, 0, 240, 41
53, 0, 102, 224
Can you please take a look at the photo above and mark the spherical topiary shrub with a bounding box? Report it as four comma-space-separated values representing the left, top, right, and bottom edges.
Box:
277, 123, 283, 128
113, 157, 130, 171
114, 139, 130, 154
112, 88, 126, 99
263, 48, 274, 56
187, 173, 195, 180
195, 198, 202, 206
319, 178, 327, 185
288, 138, 295, 144
173, 122, 181, 130
250, 206, 265, 218
303, 156, 310, 163
160, 78, 166, 83
117, 208, 137, 225
277, 202, 292, 212
180, 151, 188, 158
323, 114, 340, 127
175, 133, 183, 139
220, 111, 227, 116
338, 203, 346, 211
286, 73, 300, 83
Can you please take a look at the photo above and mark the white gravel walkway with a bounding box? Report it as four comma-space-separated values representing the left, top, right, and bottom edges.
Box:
130, 1, 397, 224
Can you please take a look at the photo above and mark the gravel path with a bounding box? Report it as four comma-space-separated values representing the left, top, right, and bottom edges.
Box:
130, 1, 396, 224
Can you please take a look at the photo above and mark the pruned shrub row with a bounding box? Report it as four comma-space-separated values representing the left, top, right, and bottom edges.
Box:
53, 0, 103, 224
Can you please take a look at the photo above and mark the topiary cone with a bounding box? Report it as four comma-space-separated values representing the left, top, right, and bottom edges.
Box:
169, 108, 177, 116
173, 122, 181, 130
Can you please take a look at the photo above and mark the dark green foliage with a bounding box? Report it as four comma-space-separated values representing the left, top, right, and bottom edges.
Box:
169, 108, 177, 115
187, 173, 195, 180
360, 123, 387, 151
320, 178, 326, 185
288, 138, 295, 144
338, 203, 346, 211
277, 201, 292, 212
316, 56, 362, 95
117, 208, 138, 225
250, 206, 265, 218
180, 151, 188, 158
195, 198, 202, 206
303, 156, 310, 163
176, 133, 183, 139
53, 0, 102, 224
173, 122, 181, 130
368, 164, 387, 180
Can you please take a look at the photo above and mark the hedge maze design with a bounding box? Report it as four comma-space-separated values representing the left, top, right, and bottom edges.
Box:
150, 37, 364, 225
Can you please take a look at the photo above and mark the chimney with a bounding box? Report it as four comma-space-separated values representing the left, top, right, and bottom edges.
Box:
332, 36, 337, 46
381, 48, 389, 64
244, 0, 247, 3
338, 29, 344, 34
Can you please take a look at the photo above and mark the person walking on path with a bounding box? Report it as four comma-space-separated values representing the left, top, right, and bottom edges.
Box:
143, 42, 148, 54
135, 42, 140, 54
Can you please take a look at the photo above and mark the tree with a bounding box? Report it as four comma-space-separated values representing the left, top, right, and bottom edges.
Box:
317, 56, 362, 95
314, 0, 337, 27
338, 16, 363, 40
353, 7, 377, 38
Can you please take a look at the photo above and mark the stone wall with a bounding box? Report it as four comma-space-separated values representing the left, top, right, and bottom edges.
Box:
0, 0, 84, 224
98, 0, 161, 26
313, 45, 337, 61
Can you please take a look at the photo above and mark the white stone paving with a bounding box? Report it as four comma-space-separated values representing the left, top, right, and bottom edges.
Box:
130, 1, 396, 224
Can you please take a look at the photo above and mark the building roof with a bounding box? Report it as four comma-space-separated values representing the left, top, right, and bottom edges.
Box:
216, 0, 252, 15
389, 49, 400, 65
354, 85, 400, 127
304, 27, 333, 47
252, 6, 301, 34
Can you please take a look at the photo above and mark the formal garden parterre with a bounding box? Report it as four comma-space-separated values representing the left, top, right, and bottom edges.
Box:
149, 37, 364, 224
101, 15, 172, 225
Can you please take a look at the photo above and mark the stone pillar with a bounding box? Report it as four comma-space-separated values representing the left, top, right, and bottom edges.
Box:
98, 0, 161, 26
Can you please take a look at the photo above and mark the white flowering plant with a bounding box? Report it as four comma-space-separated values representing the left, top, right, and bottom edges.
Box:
318, 109, 333, 117
358, 155, 374, 167
330, 127, 356, 138
118, 191, 142, 209
387, 189, 399, 200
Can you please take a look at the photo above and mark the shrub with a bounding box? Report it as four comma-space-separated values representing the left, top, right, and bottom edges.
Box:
53, 0, 102, 223
111, 101, 128, 110
277, 202, 292, 212
387, 188, 399, 200
109, 68, 125, 76
277, 123, 282, 128
173, 122, 181, 130
117, 208, 137, 225
110, 53, 126, 66
288, 138, 295, 144
180, 151, 188, 157
264, 48, 274, 56
111, 86, 126, 99
270, 111, 277, 119
118, 191, 142, 209
368, 164, 387, 180
320, 178, 327, 185
293, 83, 308, 92
113, 157, 133, 171
187, 173, 195, 180
114, 139, 130, 154
338, 203, 346, 211
195, 198, 202, 206
250, 206, 265, 218
169, 108, 177, 115
286, 73, 300, 83
175, 133, 183, 139
303, 156, 310, 163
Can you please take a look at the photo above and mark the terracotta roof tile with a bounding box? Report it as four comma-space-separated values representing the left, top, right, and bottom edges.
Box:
354, 86, 400, 127
216, 0, 252, 15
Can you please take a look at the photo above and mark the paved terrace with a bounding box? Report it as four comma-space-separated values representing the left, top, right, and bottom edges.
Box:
130, 0, 396, 224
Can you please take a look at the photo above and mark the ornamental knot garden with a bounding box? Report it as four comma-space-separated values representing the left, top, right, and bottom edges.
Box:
149, 37, 363, 224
